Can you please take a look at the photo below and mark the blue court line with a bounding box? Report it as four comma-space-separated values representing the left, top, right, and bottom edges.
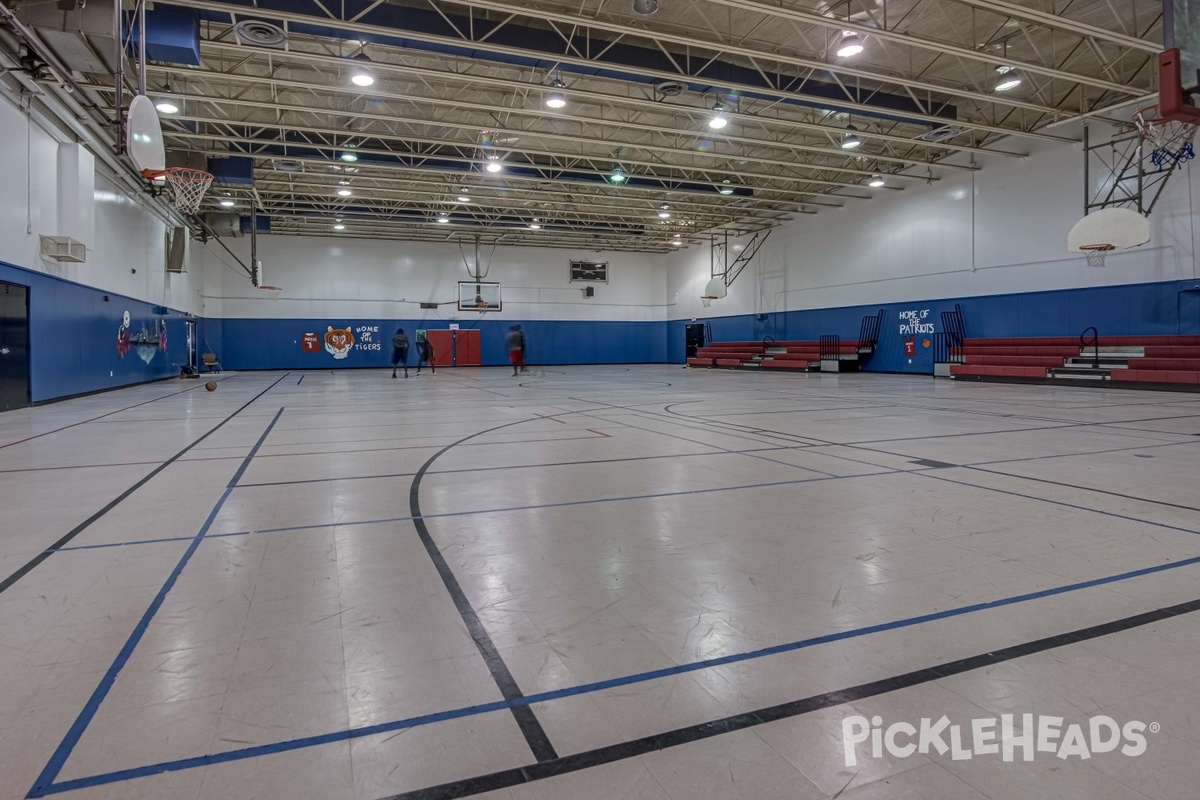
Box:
44, 447, 1200, 556
28, 407, 286, 798
29, 552, 1200, 796
44, 469, 901, 554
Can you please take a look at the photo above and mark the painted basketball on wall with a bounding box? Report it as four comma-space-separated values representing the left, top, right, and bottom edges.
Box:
323, 326, 356, 359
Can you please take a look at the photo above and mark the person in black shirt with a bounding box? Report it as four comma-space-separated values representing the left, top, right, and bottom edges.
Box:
391, 329, 410, 378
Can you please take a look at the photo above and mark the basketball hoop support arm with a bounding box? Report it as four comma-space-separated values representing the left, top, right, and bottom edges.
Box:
711, 229, 771, 289
192, 215, 253, 280
250, 196, 259, 287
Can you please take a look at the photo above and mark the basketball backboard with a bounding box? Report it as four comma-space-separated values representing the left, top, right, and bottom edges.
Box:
1162, 0, 1200, 121
458, 281, 502, 311
127, 95, 165, 175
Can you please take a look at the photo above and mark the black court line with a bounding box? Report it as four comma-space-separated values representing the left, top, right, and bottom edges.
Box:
297, 375, 304, 385
233, 446, 798, 489
400, 409, 650, 764
0, 379, 222, 450
661, 400, 1200, 484
914, 470, 1200, 540
375, 593, 1200, 800
0, 375, 288, 596
963, 464, 1200, 515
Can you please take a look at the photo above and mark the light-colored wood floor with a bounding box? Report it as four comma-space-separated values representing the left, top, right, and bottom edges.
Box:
2, 366, 1199, 799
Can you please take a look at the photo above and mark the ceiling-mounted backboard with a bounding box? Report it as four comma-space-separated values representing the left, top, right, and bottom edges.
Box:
126, 94, 165, 175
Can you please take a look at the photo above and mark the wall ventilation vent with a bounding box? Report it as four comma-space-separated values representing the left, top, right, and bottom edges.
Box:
39, 235, 86, 262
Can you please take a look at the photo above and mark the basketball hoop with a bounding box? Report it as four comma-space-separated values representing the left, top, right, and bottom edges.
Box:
700, 296, 714, 308
1134, 105, 1197, 173
258, 284, 283, 299
145, 167, 214, 215
1068, 208, 1149, 268
1078, 244, 1114, 269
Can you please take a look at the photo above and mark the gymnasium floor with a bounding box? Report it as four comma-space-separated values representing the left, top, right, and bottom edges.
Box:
2, 365, 1200, 800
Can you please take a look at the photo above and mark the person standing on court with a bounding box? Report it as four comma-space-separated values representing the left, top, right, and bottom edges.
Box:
506, 325, 524, 377
391, 328, 410, 378
515, 324, 529, 375
416, 335, 436, 376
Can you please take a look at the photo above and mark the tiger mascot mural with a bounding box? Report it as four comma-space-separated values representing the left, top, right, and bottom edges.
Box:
323, 326, 356, 359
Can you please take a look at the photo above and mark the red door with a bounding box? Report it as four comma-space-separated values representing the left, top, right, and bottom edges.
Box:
423, 330, 480, 366
425, 330, 453, 368
455, 329, 481, 366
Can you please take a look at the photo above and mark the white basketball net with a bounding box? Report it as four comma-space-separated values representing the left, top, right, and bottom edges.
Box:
700, 296, 713, 307
162, 168, 215, 215
1080, 245, 1113, 269
1134, 107, 1197, 173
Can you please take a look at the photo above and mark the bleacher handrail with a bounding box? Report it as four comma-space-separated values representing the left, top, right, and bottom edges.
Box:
1080, 326, 1100, 369
819, 334, 841, 361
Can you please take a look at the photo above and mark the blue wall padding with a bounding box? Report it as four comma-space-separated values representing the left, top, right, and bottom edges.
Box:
215, 318, 668, 369
670, 279, 1200, 373
5, 251, 1199, 403
0, 261, 192, 403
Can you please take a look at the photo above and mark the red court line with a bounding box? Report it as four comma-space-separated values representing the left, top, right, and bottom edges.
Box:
0, 380, 226, 450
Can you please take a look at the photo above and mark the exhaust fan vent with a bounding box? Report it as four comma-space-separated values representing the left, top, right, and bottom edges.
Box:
233, 20, 288, 48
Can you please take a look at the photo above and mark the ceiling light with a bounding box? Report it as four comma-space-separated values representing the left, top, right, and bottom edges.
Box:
658, 203, 671, 219
485, 154, 503, 173
155, 99, 179, 115
632, 0, 659, 15
868, 174, 885, 187
718, 179, 735, 195
708, 103, 728, 130
457, 194, 471, 203
349, 53, 375, 87
836, 31, 864, 58
671, 239, 682, 246
337, 188, 352, 196
841, 126, 862, 149
546, 77, 567, 109
610, 166, 627, 184
994, 65, 1021, 92
529, 218, 542, 229
333, 223, 346, 230
218, 197, 235, 207
437, 214, 450, 223
340, 150, 358, 162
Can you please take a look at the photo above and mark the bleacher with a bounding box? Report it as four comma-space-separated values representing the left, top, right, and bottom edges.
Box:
686, 340, 862, 371
686, 310, 886, 373
949, 335, 1200, 389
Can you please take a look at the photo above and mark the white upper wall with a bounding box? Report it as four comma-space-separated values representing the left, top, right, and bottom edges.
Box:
0, 78, 205, 314
204, 235, 672, 321
665, 125, 1200, 320
6, 66, 1196, 328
